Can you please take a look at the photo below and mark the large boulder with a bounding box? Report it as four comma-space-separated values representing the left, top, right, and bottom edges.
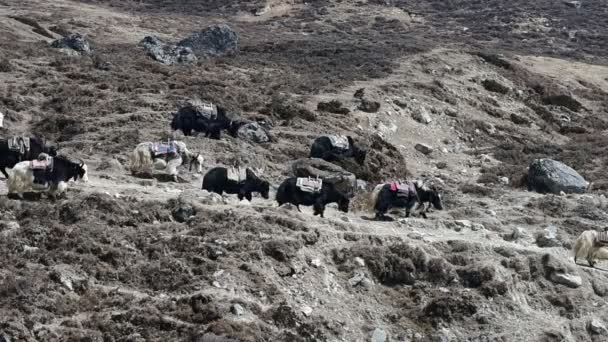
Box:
178, 24, 239, 58
51, 33, 91, 54
291, 158, 356, 196
139, 35, 197, 65
528, 159, 588, 194
237, 122, 270, 143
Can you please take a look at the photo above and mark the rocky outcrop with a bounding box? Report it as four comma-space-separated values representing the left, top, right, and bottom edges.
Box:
138, 35, 197, 65
528, 159, 588, 194
51, 33, 91, 54
178, 24, 239, 58
291, 158, 356, 195
237, 122, 270, 143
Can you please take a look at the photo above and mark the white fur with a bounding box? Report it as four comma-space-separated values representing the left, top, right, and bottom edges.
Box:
129, 141, 203, 177
369, 183, 385, 212
573, 230, 608, 266
7, 161, 74, 197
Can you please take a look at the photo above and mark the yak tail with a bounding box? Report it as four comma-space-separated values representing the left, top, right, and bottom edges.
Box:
7, 166, 27, 194
573, 230, 596, 264
130, 145, 154, 175
368, 184, 384, 213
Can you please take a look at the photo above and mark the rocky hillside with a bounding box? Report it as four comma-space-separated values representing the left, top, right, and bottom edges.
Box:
0, 0, 608, 341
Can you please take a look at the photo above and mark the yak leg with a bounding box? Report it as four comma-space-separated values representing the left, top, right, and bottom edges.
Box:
296, 205, 302, 212
590, 247, 608, 267
0, 166, 8, 180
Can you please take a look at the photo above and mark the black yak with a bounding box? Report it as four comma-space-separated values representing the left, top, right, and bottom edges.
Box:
370, 181, 443, 220
276, 177, 350, 217
170, 103, 243, 139
310, 135, 366, 165
202, 167, 270, 201
0, 136, 57, 179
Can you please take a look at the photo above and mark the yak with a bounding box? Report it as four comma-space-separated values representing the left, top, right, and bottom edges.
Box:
310, 135, 367, 166
370, 180, 443, 220
8, 155, 87, 199
202, 167, 270, 201
573, 230, 608, 267
0, 136, 57, 179
171, 104, 244, 139
130, 141, 204, 182
276, 177, 350, 218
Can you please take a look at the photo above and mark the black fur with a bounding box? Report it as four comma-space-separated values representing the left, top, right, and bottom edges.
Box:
276, 177, 350, 218
310, 136, 366, 165
0, 136, 57, 179
374, 183, 443, 220
171, 106, 243, 140
44, 156, 87, 185
202, 167, 270, 201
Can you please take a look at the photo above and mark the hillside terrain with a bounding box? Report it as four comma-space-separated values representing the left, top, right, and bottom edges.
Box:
1, 0, 608, 341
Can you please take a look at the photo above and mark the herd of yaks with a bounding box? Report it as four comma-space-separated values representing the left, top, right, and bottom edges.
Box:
0, 131, 444, 220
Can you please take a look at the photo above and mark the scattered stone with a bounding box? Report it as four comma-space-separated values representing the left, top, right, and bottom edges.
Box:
138, 35, 197, 65
550, 272, 582, 288
371, 328, 387, 342
51, 33, 91, 54
178, 24, 239, 58
564, 1, 581, 9
349, 271, 369, 287
238, 199, 251, 206
354, 257, 366, 267
340, 216, 350, 223
436, 161, 448, 169
414, 143, 433, 155
412, 107, 432, 124
408, 232, 423, 240
50, 265, 87, 292
358, 99, 381, 113
301, 305, 313, 317
535, 225, 562, 248
172, 204, 195, 223
588, 318, 608, 335
499, 177, 509, 185
504, 227, 528, 241
471, 223, 485, 231
510, 113, 531, 126
528, 159, 588, 194
454, 220, 473, 229
231, 304, 245, 316
444, 108, 458, 117
237, 122, 270, 143
310, 258, 322, 268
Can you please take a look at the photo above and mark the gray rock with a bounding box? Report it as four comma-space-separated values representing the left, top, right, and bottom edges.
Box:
50, 265, 87, 291
51, 33, 91, 54
348, 272, 367, 287
528, 159, 588, 194
412, 107, 432, 124
138, 35, 197, 65
564, 1, 581, 9
357, 179, 368, 191
310, 258, 322, 268
504, 226, 528, 241
178, 24, 239, 58
301, 305, 313, 317
291, 158, 356, 196
550, 272, 582, 288
371, 328, 387, 342
415, 143, 434, 155
172, 204, 195, 223
354, 257, 366, 267
588, 318, 608, 335
237, 122, 270, 143
231, 304, 245, 316
535, 225, 562, 248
